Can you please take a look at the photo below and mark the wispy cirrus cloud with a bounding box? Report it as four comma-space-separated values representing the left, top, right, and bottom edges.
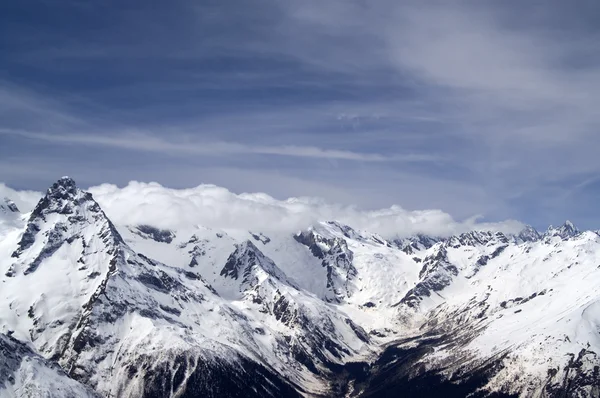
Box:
0, 127, 441, 163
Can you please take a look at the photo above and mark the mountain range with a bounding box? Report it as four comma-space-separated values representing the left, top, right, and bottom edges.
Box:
1, 177, 599, 397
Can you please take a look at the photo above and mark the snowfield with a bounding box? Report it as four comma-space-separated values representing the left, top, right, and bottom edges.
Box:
1, 177, 599, 397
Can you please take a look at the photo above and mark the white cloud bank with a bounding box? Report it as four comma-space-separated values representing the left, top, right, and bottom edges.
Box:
82, 181, 522, 238
1, 180, 524, 238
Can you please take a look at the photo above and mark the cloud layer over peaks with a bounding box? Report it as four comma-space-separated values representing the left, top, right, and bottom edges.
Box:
86, 181, 523, 238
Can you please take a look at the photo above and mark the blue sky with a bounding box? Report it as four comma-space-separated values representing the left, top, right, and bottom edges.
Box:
1, 0, 600, 230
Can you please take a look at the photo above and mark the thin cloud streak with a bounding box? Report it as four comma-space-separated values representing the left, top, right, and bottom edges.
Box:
0, 128, 441, 163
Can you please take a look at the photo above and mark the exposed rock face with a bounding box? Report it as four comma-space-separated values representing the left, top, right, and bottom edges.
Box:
393, 234, 441, 254
545, 220, 580, 240
516, 225, 542, 243
294, 228, 357, 303
220, 240, 294, 289
398, 246, 458, 308
249, 231, 271, 245
123, 349, 301, 398
131, 225, 176, 243
218, 239, 369, 373
445, 230, 509, 248
10, 176, 122, 266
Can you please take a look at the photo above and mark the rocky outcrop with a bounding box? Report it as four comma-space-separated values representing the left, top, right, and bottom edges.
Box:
294, 229, 357, 303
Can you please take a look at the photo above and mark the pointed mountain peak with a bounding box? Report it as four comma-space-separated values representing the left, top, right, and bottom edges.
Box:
559, 220, 579, 236
220, 240, 263, 279
220, 240, 296, 289
55, 175, 76, 187
563, 219, 576, 229
237, 239, 260, 253
9, 177, 122, 269
516, 225, 541, 242
30, 177, 96, 220
546, 220, 579, 239
46, 176, 79, 200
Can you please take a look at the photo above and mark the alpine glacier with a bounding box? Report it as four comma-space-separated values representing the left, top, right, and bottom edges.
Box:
1, 177, 600, 397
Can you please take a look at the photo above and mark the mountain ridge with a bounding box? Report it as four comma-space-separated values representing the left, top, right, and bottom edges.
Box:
1, 177, 599, 397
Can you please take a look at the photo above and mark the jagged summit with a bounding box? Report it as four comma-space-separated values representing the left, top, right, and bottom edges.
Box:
446, 230, 509, 247
545, 220, 580, 239
42, 176, 79, 203
220, 240, 297, 291
221, 240, 262, 280
27, 177, 98, 221
9, 177, 122, 275
516, 224, 541, 242
52, 175, 77, 190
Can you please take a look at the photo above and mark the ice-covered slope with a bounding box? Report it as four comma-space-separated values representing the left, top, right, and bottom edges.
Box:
2, 177, 600, 397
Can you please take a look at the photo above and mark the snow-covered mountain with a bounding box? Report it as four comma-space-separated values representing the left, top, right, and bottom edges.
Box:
1, 177, 600, 397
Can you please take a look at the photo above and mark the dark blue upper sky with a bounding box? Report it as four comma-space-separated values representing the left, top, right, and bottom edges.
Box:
2, 0, 600, 229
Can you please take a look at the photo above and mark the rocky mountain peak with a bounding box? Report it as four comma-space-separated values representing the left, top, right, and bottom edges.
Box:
393, 234, 441, 254
516, 225, 541, 242
220, 240, 295, 291
29, 177, 98, 221
220, 240, 260, 280
546, 220, 579, 239
48, 176, 78, 197
559, 220, 578, 235
445, 230, 508, 249
9, 178, 122, 274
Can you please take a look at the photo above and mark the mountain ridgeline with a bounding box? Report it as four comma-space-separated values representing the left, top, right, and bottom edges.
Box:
1, 177, 599, 397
